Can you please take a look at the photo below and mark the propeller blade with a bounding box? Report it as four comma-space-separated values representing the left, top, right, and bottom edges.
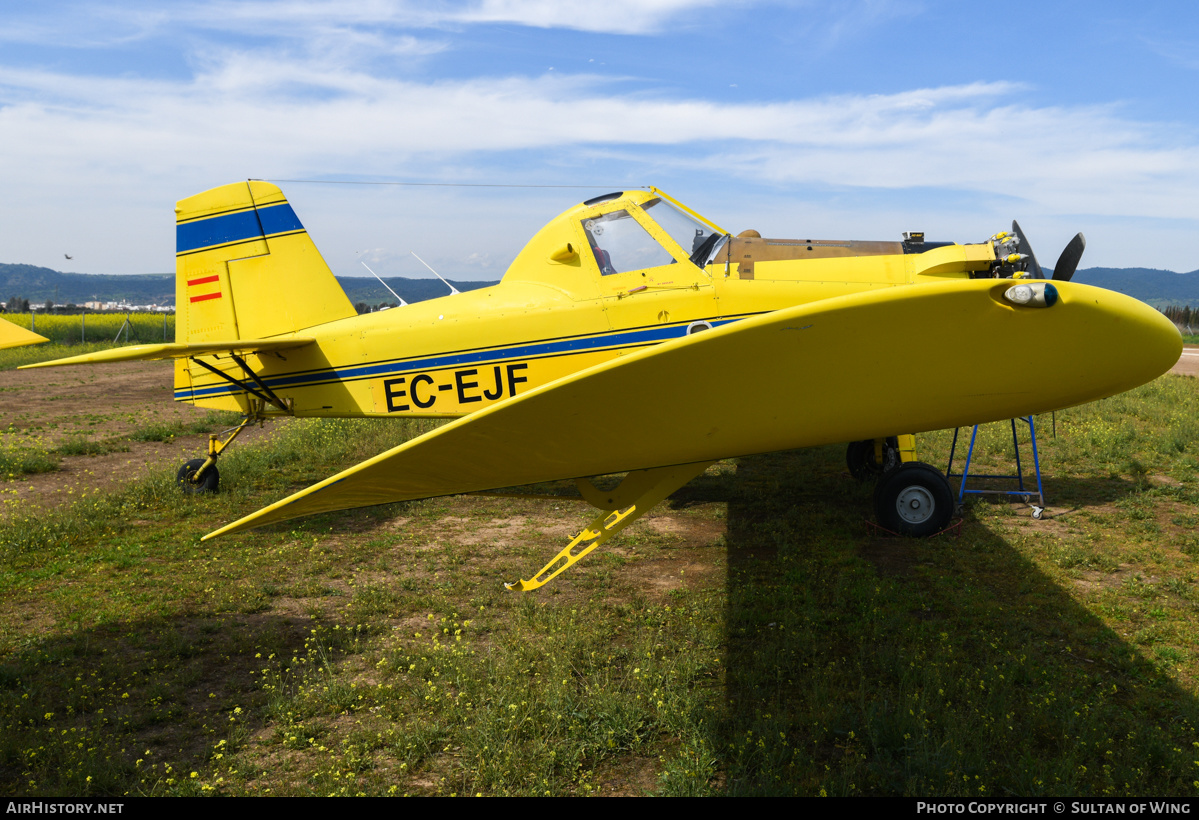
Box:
1011, 220, 1044, 278
1051, 232, 1086, 282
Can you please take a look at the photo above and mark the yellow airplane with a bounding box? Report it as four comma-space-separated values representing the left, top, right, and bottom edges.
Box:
0, 316, 48, 350
22, 181, 1181, 589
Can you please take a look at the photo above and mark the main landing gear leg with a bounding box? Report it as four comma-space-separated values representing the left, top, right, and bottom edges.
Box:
176, 415, 255, 494
846, 436, 899, 479
850, 434, 955, 535
846, 434, 920, 480
505, 460, 713, 592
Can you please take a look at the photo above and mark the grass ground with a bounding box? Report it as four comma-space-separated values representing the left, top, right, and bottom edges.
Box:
0, 342, 124, 372
1, 374, 1199, 796
1, 345, 243, 481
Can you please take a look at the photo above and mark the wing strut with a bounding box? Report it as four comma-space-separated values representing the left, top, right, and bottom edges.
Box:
505, 461, 713, 592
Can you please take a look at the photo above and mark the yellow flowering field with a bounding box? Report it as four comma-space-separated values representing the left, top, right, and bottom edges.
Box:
3, 312, 173, 345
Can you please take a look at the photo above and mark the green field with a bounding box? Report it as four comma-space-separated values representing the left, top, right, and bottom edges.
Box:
2, 370, 1199, 796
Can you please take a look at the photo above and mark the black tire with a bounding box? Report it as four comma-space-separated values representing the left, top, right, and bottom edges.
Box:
177, 458, 219, 494
846, 437, 900, 481
873, 462, 953, 536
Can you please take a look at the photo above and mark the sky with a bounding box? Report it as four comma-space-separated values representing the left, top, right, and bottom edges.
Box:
1, 0, 1197, 280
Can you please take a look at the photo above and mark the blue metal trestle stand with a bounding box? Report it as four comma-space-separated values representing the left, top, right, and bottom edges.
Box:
946, 416, 1045, 516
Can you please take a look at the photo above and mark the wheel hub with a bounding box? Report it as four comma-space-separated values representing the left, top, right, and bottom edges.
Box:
895, 486, 935, 524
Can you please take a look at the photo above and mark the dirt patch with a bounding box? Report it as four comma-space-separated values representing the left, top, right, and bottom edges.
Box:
3, 360, 187, 441
1172, 346, 1199, 377
3, 438, 220, 514
646, 514, 723, 543
1072, 563, 1139, 592
537, 520, 581, 539
624, 552, 720, 597
589, 753, 664, 796
1, 360, 275, 513
605, 511, 727, 599
858, 537, 922, 578
445, 516, 529, 547
995, 509, 1077, 537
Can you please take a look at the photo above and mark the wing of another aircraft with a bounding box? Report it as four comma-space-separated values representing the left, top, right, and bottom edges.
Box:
18, 338, 316, 369
204, 278, 1180, 540
0, 317, 48, 350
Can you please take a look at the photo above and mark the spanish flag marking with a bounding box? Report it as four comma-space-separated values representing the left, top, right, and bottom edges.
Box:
188, 274, 222, 303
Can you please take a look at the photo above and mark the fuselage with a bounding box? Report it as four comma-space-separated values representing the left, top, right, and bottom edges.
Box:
174, 188, 999, 417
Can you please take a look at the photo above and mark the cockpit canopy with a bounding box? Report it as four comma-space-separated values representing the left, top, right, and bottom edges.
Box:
501, 189, 727, 297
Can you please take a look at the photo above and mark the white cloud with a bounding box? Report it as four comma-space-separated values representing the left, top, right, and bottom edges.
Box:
0, 6, 172, 48
1, 39, 1197, 273
1139, 34, 1199, 72
3, 61, 1194, 215
454, 0, 730, 34
0, 0, 746, 44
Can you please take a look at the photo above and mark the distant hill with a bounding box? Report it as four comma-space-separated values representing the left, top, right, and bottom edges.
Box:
4, 262, 1198, 310
0, 263, 496, 308
1070, 268, 1199, 307
0, 264, 175, 306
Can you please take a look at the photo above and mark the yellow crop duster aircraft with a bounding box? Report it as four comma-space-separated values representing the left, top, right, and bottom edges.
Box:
23, 181, 1181, 589
0, 316, 48, 350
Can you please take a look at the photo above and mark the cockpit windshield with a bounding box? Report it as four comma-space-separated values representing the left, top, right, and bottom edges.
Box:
579, 196, 725, 277
640, 197, 717, 258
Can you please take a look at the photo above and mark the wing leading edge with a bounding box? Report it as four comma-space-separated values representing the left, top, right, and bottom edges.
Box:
18, 338, 315, 369
204, 279, 1180, 540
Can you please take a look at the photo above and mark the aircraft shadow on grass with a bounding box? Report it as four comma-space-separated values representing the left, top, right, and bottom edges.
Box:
702, 446, 1199, 795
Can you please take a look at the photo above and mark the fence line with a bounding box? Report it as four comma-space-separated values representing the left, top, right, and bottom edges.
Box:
1, 312, 175, 344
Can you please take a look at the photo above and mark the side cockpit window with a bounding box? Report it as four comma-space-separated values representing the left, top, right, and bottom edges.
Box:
582, 210, 674, 275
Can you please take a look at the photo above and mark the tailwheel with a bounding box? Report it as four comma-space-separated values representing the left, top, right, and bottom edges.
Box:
177, 458, 219, 494
873, 462, 954, 536
846, 436, 899, 480
174, 414, 257, 494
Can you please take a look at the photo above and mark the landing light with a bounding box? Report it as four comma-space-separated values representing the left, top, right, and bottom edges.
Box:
1004, 282, 1058, 308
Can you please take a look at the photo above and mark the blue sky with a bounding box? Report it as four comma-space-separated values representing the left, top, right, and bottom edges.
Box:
1, 0, 1196, 280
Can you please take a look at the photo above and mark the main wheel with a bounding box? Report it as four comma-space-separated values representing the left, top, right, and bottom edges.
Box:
177, 458, 219, 494
846, 437, 900, 481
873, 462, 953, 536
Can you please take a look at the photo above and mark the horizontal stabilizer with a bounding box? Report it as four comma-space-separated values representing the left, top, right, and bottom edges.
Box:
0, 317, 48, 350
204, 279, 1180, 540
18, 338, 315, 369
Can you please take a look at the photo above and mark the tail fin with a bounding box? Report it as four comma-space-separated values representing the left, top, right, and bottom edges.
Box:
175, 181, 355, 343
173, 181, 355, 411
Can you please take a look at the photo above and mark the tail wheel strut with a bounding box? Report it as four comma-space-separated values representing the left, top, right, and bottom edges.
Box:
176, 415, 255, 494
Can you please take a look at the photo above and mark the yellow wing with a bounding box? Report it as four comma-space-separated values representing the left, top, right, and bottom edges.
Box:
0, 317, 49, 350
18, 338, 315, 369
205, 279, 1180, 539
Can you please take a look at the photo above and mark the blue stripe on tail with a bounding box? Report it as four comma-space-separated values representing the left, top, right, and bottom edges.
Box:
176, 203, 303, 254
